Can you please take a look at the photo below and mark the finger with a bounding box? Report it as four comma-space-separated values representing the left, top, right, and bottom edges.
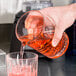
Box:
52, 27, 64, 47
27, 28, 33, 39
25, 15, 33, 29
25, 15, 43, 29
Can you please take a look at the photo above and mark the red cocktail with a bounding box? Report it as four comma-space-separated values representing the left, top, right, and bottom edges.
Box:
8, 66, 37, 76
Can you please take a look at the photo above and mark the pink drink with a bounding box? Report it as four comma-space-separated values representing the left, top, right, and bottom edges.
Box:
6, 52, 38, 76
8, 65, 37, 76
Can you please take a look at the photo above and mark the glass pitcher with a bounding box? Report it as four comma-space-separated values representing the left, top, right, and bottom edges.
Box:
15, 10, 69, 59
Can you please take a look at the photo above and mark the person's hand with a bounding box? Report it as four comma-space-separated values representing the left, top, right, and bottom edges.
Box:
25, 4, 76, 47
39, 4, 76, 47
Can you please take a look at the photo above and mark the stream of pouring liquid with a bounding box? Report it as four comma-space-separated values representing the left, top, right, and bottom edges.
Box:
19, 35, 30, 59
20, 44, 24, 59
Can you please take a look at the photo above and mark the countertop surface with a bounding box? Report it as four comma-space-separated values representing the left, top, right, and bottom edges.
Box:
38, 55, 76, 76
0, 54, 76, 76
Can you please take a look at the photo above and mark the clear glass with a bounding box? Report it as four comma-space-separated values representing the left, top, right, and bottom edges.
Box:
0, 49, 6, 68
0, 49, 7, 76
15, 10, 69, 59
6, 52, 38, 76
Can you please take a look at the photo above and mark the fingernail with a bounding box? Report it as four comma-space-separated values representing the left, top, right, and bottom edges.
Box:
52, 40, 57, 47
28, 29, 33, 39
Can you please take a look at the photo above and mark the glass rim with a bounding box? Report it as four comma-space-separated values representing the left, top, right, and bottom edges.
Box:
6, 51, 38, 60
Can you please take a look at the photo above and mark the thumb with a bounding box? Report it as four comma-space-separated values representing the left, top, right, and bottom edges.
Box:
52, 27, 64, 47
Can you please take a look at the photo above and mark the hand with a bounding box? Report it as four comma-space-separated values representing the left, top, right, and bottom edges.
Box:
40, 4, 76, 47
25, 4, 76, 47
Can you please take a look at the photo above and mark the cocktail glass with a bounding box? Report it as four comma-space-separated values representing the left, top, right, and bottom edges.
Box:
6, 52, 38, 76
